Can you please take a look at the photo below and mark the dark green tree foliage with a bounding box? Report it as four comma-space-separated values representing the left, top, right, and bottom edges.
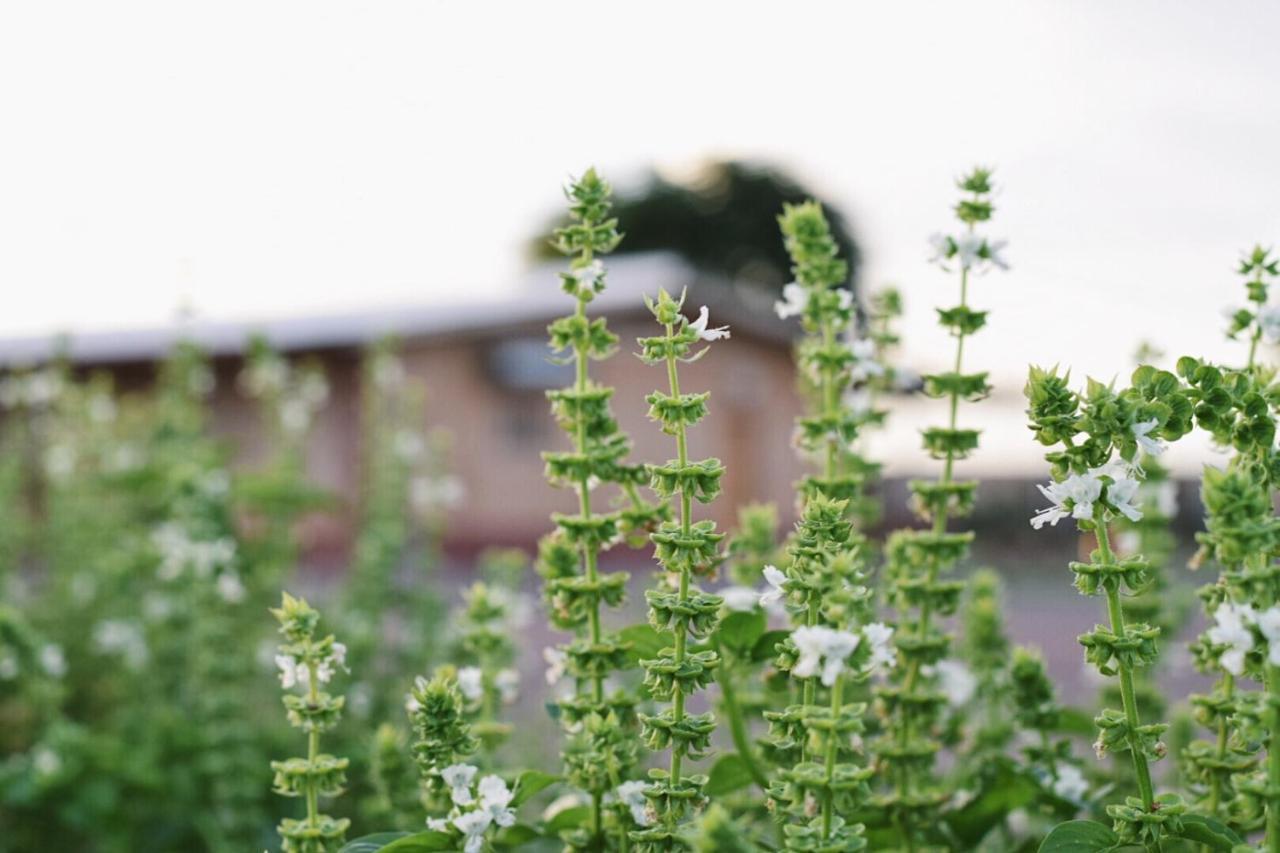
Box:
533, 161, 861, 298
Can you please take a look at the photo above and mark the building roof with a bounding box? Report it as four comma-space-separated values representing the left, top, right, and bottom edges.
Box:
0, 253, 794, 367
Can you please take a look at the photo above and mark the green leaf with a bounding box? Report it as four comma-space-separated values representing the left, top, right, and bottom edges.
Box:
618, 622, 671, 666
1173, 814, 1242, 850
1037, 820, 1119, 853
511, 769, 561, 807
339, 834, 411, 853
544, 804, 592, 833
1053, 706, 1097, 737
944, 756, 1038, 844
379, 830, 456, 852
751, 629, 789, 662
716, 610, 765, 651
703, 753, 754, 796
494, 823, 540, 848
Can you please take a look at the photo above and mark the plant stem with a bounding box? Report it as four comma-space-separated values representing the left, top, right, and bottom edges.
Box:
712, 636, 769, 793
571, 259, 607, 841
1268, 663, 1280, 853
663, 320, 692, 823
305, 657, 320, 829
1208, 672, 1234, 817
1095, 520, 1156, 812
820, 673, 844, 840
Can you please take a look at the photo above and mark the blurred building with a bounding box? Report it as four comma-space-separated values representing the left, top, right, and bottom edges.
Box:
0, 254, 810, 566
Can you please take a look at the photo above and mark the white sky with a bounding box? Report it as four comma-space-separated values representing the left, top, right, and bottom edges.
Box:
2, 0, 1278, 393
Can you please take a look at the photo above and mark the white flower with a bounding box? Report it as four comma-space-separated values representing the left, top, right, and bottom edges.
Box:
478, 775, 517, 827
1208, 602, 1257, 676
543, 647, 568, 685
791, 625, 860, 686
453, 809, 492, 853
495, 668, 520, 704
275, 654, 306, 690
573, 259, 605, 292
93, 620, 148, 669
442, 763, 478, 805
1052, 763, 1089, 801
774, 282, 808, 320
394, 430, 426, 461
862, 622, 897, 674
457, 666, 484, 701
689, 306, 730, 341
1255, 607, 1280, 666
759, 564, 787, 608
933, 659, 976, 707
216, 571, 246, 604
927, 232, 952, 264
40, 644, 67, 678
1100, 462, 1144, 522
426, 817, 449, 832
1131, 418, 1166, 457
32, 746, 61, 778
612, 780, 652, 826
1030, 471, 1102, 529
1260, 304, 1280, 344
845, 388, 872, 418
952, 235, 1009, 271
848, 337, 884, 382
720, 586, 760, 612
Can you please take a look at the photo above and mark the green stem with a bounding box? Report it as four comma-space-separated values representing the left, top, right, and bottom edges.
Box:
1208, 672, 1234, 817
1268, 663, 1280, 852
572, 261, 608, 841
1096, 520, 1156, 812
820, 673, 844, 840
713, 636, 769, 793
305, 657, 320, 829
664, 321, 692, 825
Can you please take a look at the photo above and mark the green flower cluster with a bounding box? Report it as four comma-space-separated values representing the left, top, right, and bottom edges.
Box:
270, 593, 350, 853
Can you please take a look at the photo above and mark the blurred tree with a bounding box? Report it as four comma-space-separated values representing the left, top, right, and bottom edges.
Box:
531, 160, 861, 297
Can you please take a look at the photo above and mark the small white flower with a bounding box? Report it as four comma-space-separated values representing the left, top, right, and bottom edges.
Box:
442, 763, 478, 805
927, 232, 952, 264
1208, 602, 1257, 676
862, 622, 897, 674
573, 259, 605, 292
1259, 304, 1280, 344
845, 388, 872, 418
933, 659, 976, 707
394, 430, 426, 461
1051, 762, 1089, 802
720, 586, 760, 613
478, 775, 517, 827
32, 746, 61, 778
216, 571, 246, 604
275, 654, 306, 690
40, 644, 67, 678
457, 666, 484, 701
1100, 462, 1144, 523
791, 625, 860, 686
426, 817, 450, 832
774, 282, 808, 320
613, 779, 652, 826
543, 647, 568, 685
1255, 606, 1280, 667
495, 668, 520, 704
759, 564, 787, 608
1030, 471, 1101, 529
848, 337, 884, 383
453, 809, 492, 853
689, 306, 730, 341
1131, 418, 1166, 457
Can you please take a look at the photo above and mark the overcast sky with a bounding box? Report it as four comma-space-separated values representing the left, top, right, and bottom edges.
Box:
1, 1, 1278, 387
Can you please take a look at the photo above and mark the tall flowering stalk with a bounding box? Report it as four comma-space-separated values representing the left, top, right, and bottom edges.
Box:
634, 287, 729, 849
270, 593, 350, 853
755, 201, 892, 850
1026, 367, 1196, 850
540, 168, 666, 850
876, 168, 1006, 846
